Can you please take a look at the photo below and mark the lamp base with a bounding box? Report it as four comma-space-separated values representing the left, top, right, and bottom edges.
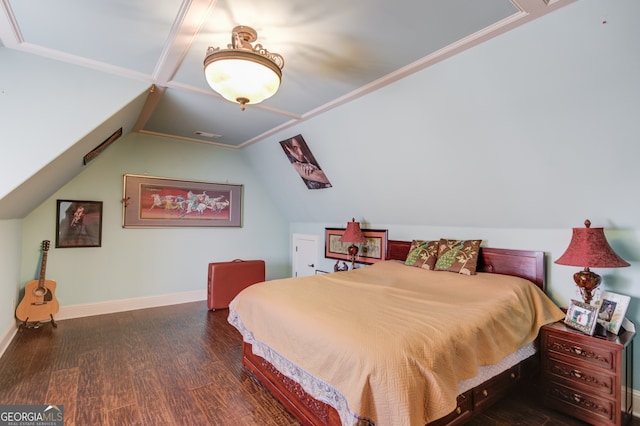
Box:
573, 267, 601, 305
348, 244, 359, 270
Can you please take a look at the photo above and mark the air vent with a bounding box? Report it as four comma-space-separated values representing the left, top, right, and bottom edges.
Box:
194, 131, 221, 138
83, 127, 122, 165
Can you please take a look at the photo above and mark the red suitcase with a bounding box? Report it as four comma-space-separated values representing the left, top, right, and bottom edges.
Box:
207, 259, 265, 310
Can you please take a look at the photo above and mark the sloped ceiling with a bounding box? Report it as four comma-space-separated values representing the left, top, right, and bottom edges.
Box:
0, 0, 574, 219
1, 0, 574, 148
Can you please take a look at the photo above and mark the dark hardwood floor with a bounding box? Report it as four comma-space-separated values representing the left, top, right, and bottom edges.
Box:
0, 301, 633, 425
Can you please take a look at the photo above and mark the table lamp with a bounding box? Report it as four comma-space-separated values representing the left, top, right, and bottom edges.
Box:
555, 219, 629, 304
339, 218, 367, 270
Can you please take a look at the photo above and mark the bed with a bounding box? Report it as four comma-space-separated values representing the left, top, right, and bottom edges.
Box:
228, 240, 565, 425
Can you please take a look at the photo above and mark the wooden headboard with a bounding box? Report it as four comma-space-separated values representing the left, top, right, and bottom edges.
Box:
386, 240, 546, 291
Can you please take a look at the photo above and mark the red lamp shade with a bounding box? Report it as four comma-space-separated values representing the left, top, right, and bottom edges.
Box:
555, 220, 629, 268
555, 219, 629, 304
340, 219, 366, 244
336, 218, 366, 271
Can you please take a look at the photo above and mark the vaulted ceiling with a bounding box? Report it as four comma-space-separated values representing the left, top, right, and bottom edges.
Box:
1, 0, 573, 149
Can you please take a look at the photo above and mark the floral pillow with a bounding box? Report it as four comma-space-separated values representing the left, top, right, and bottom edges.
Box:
404, 240, 439, 270
434, 239, 482, 275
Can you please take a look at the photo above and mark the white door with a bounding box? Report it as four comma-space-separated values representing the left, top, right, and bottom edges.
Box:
292, 234, 318, 277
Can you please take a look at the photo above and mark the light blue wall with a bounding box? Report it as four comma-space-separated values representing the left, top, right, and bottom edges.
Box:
0, 220, 22, 330
245, 0, 640, 230
18, 133, 290, 307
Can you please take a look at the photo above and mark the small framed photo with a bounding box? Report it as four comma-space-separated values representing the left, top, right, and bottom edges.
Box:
56, 200, 103, 248
594, 291, 630, 335
564, 299, 598, 335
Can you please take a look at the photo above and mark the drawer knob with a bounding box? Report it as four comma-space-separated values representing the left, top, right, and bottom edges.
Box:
510, 372, 516, 380
482, 389, 488, 397
571, 369, 584, 379
456, 407, 462, 415
570, 345, 584, 356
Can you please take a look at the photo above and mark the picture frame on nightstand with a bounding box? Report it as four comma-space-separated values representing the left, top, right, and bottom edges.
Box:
594, 290, 630, 335
564, 299, 598, 335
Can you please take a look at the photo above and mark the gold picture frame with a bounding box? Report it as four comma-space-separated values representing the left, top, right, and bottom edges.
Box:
122, 174, 242, 228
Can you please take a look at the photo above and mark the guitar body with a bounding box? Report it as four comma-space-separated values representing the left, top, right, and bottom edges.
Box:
15, 240, 60, 325
15, 279, 59, 323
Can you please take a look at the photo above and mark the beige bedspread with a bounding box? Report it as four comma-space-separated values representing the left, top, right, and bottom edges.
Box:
229, 261, 564, 425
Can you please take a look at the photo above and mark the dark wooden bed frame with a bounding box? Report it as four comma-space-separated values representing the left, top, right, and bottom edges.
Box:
241, 241, 547, 426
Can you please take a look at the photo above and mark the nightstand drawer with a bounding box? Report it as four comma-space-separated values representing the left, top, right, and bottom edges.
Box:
545, 332, 615, 371
545, 381, 615, 424
546, 357, 614, 397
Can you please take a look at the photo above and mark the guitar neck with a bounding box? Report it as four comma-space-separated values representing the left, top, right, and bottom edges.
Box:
38, 252, 48, 288
38, 240, 50, 289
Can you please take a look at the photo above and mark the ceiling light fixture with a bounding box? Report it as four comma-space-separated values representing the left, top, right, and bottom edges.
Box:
204, 26, 284, 111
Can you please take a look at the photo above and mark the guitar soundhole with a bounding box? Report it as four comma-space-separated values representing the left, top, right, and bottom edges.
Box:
33, 287, 47, 297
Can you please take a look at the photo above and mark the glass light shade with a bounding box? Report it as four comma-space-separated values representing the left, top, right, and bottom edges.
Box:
204, 51, 281, 107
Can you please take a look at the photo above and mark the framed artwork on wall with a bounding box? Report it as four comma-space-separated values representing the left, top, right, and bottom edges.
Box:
56, 200, 103, 248
122, 174, 243, 228
324, 228, 388, 265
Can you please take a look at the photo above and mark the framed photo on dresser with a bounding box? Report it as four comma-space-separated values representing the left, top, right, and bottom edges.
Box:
564, 299, 598, 335
594, 291, 630, 335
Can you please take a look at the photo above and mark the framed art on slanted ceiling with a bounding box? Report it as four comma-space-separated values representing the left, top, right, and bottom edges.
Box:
122, 174, 242, 228
279, 134, 332, 190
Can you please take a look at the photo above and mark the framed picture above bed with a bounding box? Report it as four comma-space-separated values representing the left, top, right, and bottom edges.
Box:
324, 228, 388, 265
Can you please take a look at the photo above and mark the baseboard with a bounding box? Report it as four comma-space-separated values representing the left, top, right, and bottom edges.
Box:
0, 289, 207, 359
634, 388, 640, 418
55, 289, 207, 321
0, 322, 18, 361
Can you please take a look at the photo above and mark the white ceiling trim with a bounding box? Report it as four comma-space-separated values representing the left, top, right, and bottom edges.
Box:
0, 0, 21, 48
138, 128, 239, 149
152, 0, 216, 85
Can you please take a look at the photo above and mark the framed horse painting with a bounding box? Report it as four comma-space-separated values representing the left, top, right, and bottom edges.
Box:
122, 174, 243, 228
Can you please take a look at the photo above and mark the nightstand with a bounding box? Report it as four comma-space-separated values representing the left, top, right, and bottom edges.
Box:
540, 321, 635, 425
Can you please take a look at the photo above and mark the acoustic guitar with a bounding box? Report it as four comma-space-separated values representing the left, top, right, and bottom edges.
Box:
15, 240, 59, 325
